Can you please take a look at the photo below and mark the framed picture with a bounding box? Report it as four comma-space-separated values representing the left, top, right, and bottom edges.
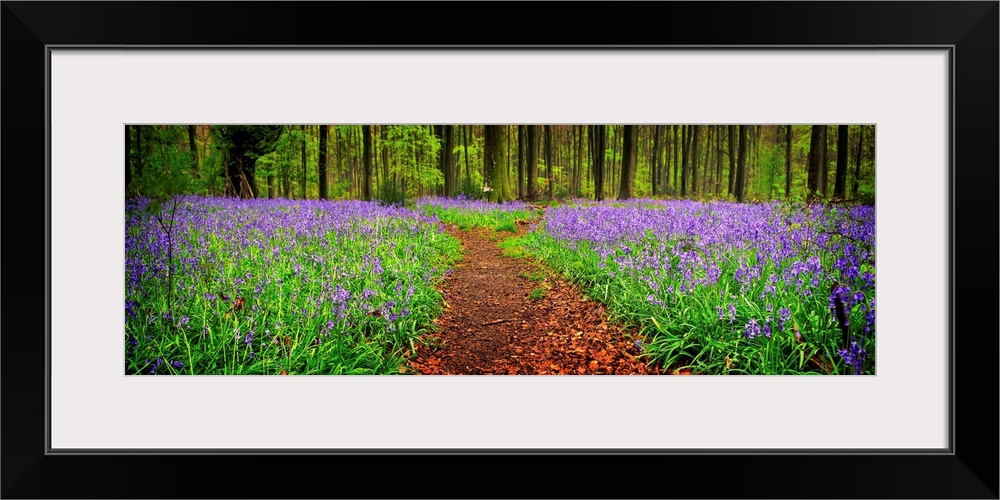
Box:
3, 2, 996, 498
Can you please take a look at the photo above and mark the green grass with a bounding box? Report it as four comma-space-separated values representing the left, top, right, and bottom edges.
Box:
526, 286, 547, 300
514, 207, 874, 375
125, 199, 462, 375
521, 269, 547, 281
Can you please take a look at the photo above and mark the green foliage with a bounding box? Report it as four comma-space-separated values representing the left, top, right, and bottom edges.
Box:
377, 178, 406, 206
527, 286, 547, 300
386, 125, 443, 199
456, 172, 486, 200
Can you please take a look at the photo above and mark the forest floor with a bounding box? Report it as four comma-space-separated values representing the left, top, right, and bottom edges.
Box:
406, 215, 662, 375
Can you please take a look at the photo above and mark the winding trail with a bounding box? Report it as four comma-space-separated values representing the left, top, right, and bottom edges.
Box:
407, 219, 659, 375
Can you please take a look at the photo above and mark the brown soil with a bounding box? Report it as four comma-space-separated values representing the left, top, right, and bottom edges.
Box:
406, 219, 662, 375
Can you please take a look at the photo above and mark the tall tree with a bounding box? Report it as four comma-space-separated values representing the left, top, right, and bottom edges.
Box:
852, 125, 864, 197
214, 125, 282, 199
727, 125, 736, 196
618, 125, 637, 200
318, 125, 328, 200
517, 125, 525, 198
672, 125, 679, 192
187, 125, 198, 172
526, 125, 539, 200
125, 125, 133, 190
483, 125, 513, 202
651, 125, 661, 196
734, 125, 748, 202
299, 125, 307, 198
785, 125, 793, 197
589, 125, 606, 201
834, 125, 848, 199
362, 125, 373, 200
544, 125, 554, 199
806, 125, 824, 201
440, 125, 455, 197
574, 126, 583, 197
715, 126, 724, 195
691, 125, 700, 196
821, 125, 829, 198
462, 125, 472, 192
135, 126, 143, 182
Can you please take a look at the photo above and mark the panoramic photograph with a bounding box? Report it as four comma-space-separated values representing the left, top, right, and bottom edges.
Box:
125, 124, 875, 375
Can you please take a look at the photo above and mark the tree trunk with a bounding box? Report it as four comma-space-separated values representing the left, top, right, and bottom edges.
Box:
441, 125, 454, 197
589, 125, 606, 201
821, 125, 829, 198
727, 125, 736, 196
735, 125, 748, 202
785, 125, 793, 197
671, 125, 679, 193
834, 125, 848, 199
463, 125, 472, 192
362, 125, 373, 200
318, 125, 328, 200
651, 125, 661, 197
526, 125, 539, 200
715, 126, 724, 195
187, 125, 198, 172
852, 125, 864, 197
517, 125, 525, 198
618, 125, 637, 200
544, 125, 554, 199
484, 125, 513, 202
135, 126, 143, 180
806, 125, 824, 201
125, 126, 133, 190
300, 125, 307, 199
573, 126, 582, 197
680, 125, 689, 196
691, 125, 700, 197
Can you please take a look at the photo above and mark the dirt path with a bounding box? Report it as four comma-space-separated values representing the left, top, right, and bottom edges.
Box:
407, 221, 660, 375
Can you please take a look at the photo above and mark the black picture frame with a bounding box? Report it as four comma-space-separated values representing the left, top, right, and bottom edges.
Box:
3, 2, 996, 498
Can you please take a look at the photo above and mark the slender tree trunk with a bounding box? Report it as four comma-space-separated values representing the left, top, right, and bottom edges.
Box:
573, 126, 582, 197
853, 125, 864, 197
442, 125, 454, 197
618, 125, 637, 200
680, 125, 689, 196
362, 125, 373, 200
517, 125, 525, 198
187, 125, 198, 173
527, 126, 539, 200
589, 125, 606, 201
299, 125, 307, 198
318, 125, 328, 200
715, 126, 723, 195
691, 125, 700, 197
136, 126, 143, 180
544, 125, 554, 199
807, 125, 824, 201
785, 125, 793, 197
672, 125, 679, 193
506, 125, 512, 186
821, 125, 829, 198
735, 125, 748, 202
834, 125, 848, 199
463, 125, 471, 192
125, 126, 133, 190
727, 125, 736, 196
651, 125, 661, 197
